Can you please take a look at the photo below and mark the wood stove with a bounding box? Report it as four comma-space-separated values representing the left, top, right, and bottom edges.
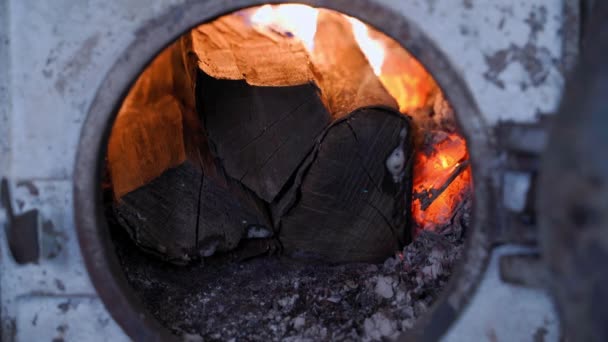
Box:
1, 1, 602, 341
98, 7, 474, 339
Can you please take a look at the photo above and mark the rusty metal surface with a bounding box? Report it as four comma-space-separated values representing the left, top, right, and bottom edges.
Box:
0, 0, 577, 341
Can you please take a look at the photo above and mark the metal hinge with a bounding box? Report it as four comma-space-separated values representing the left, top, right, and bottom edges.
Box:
0, 178, 40, 264
493, 116, 552, 246
493, 117, 553, 288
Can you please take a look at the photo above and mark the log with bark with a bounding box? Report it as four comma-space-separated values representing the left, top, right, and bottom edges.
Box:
108, 11, 414, 264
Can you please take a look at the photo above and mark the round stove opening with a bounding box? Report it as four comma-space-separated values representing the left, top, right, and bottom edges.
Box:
75, 2, 494, 341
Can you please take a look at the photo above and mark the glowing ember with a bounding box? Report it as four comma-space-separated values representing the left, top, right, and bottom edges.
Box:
342, 16, 471, 231
412, 133, 472, 232
248, 4, 319, 51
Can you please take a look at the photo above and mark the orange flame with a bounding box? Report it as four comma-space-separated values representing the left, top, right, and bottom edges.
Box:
347, 17, 385, 75
344, 17, 471, 231
378, 72, 437, 113
345, 16, 437, 112
243, 4, 438, 113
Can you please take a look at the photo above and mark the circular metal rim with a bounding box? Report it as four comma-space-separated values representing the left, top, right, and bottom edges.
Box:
73, 1, 496, 341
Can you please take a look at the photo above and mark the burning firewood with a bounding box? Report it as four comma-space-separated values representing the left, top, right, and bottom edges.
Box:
189, 13, 314, 87
113, 161, 268, 264
189, 11, 397, 118
275, 108, 413, 262
107, 38, 274, 262
190, 11, 411, 262
309, 11, 397, 118
196, 71, 331, 203
411, 131, 472, 232
108, 8, 415, 264
104, 6, 475, 339
415, 159, 470, 211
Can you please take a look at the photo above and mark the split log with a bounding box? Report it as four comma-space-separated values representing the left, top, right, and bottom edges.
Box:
107, 37, 274, 262
188, 11, 398, 118
110, 11, 414, 264
196, 71, 331, 202
189, 13, 332, 204
113, 161, 268, 264
188, 11, 410, 262
275, 107, 413, 263
189, 14, 314, 87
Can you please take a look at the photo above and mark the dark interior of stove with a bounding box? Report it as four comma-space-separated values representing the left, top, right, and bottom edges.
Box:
101, 5, 473, 340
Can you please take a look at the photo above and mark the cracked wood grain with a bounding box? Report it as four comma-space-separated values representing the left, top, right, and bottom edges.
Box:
275, 107, 413, 263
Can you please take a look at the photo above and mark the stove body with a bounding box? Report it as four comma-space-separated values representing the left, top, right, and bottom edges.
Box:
0, 0, 580, 341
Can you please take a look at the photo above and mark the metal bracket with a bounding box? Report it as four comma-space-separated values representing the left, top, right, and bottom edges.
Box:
493, 117, 552, 246
0, 178, 40, 264
499, 252, 549, 288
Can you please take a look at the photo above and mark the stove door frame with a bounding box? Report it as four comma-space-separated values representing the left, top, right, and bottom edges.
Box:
72, 1, 496, 341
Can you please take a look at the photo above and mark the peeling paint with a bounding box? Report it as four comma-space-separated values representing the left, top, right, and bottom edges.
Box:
483, 42, 555, 90
1, 0, 576, 340
16, 181, 39, 196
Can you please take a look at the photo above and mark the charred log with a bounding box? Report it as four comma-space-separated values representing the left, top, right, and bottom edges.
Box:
109, 11, 415, 264
274, 107, 413, 263
113, 161, 268, 264
196, 71, 331, 203
194, 61, 411, 262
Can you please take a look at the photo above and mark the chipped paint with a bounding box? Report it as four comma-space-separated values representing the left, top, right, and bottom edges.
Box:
0, 0, 576, 340
376, 0, 569, 123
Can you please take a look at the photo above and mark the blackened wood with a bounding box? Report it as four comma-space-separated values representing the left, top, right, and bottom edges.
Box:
197, 70, 332, 203
113, 161, 267, 264
275, 107, 413, 263
113, 13, 413, 264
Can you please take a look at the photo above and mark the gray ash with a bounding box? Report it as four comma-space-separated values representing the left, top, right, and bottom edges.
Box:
110, 204, 466, 342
